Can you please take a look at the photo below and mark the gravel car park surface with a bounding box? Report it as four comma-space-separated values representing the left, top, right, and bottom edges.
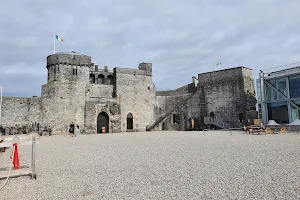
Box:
1, 131, 300, 199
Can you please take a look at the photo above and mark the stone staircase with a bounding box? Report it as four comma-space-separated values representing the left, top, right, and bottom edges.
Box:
204, 117, 237, 129
146, 94, 194, 131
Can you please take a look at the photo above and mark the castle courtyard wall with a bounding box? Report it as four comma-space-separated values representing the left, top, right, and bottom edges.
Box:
1, 96, 42, 127
115, 67, 156, 132
0, 52, 256, 135
181, 67, 254, 130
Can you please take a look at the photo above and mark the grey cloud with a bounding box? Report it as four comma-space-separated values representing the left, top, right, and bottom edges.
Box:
1, 0, 300, 96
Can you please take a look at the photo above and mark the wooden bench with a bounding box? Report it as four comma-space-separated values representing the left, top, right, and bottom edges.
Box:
246, 126, 263, 135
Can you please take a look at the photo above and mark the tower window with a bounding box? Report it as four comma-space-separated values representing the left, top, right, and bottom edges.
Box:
73, 68, 78, 75
107, 75, 113, 84
90, 74, 96, 83
173, 114, 179, 123
98, 74, 105, 84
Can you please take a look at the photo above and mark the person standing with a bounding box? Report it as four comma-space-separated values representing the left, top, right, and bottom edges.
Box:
69, 123, 75, 137
75, 125, 80, 137
47, 126, 52, 136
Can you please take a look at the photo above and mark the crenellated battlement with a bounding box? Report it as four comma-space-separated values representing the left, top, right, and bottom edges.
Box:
138, 62, 152, 76
47, 52, 91, 67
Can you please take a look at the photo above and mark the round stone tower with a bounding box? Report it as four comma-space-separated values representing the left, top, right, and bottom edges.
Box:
46, 52, 91, 84
41, 52, 91, 133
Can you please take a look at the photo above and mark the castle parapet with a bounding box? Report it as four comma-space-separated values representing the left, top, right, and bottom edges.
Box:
138, 62, 152, 76
47, 52, 91, 67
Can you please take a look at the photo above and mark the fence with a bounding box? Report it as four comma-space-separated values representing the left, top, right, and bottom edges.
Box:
0, 133, 38, 186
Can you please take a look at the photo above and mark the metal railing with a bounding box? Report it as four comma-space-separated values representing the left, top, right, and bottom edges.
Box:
262, 62, 300, 73
146, 94, 194, 131
204, 117, 235, 129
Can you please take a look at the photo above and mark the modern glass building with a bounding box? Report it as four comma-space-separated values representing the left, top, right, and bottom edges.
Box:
258, 64, 300, 125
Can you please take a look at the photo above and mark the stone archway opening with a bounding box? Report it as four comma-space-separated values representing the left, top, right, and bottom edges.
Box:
239, 113, 244, 123
127, 113, 133, 130
97, 112, 109, 133
210, 112, 215, 119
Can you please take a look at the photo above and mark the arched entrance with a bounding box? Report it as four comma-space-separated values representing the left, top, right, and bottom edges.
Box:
127, 113, 133, 130
210, 112, 215, 118
97, 112, 109, 133
239, 113, 244, 122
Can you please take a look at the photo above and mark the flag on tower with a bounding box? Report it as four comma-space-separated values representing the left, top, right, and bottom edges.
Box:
55, 34, 64, 42
216, 62, 222, 66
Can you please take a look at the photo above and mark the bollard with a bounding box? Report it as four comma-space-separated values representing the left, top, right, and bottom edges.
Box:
31, 136, 36, 179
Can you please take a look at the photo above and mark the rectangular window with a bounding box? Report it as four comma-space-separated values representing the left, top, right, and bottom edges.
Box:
267, 102, 289, 124
291, 100, 300, 122
73, 69, 78, 75
289, 75, 300, 98
173, 114, 178, 123
266, 80, 277, 101
277, 79, 287, 100
257, 88, 261, 103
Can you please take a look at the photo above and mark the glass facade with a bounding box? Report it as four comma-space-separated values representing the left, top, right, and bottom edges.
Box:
277, 78, 287, 100
289, 75, 300, 98
267, 102, 289, 124
256, 79, 262, 119
261, 72, 300, 124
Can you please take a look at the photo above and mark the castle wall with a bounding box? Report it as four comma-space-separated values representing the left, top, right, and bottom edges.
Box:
242, 67, 255, 94
156, 83, 195, 114
89, 84, 113, 98
156, 83, 196, 96
115, 66, 156, 132
1, 96, 41, 127
155, 85, 193, 131
179, 67, 251, 130
0, 51, 257, 135
85, 101, 121, 134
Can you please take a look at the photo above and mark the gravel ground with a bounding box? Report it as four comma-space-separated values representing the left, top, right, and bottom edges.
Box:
0, 131, 300, 200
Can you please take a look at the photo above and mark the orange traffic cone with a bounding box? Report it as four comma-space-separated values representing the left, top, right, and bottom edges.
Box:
10, 143, 20, 169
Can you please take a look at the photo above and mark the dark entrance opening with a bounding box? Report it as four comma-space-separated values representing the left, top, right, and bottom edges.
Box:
210, 112, 215, 118
97, 112, 109, 133
69, 123, 75, 134
127, 113, 133, 130
239, 113, 244, 122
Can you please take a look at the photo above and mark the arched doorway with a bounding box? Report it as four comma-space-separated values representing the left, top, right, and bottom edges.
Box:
97, 112, 109, 133
210, 112, 215, 118
127, 113, 133, 130
239, 113, 244, 122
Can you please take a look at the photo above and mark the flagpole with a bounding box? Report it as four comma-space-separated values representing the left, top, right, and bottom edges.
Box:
54, 33, 55, 54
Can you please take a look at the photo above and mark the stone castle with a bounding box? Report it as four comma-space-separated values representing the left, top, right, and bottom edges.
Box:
0, 52, 257, 135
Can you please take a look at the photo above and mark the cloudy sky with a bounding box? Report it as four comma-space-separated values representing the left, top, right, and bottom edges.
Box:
0, 0, 300, 97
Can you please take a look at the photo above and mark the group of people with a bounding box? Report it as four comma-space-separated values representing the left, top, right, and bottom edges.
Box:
69, 123, 80, 137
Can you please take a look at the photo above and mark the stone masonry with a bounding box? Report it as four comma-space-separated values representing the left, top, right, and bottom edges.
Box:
0, 52, 256, 134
